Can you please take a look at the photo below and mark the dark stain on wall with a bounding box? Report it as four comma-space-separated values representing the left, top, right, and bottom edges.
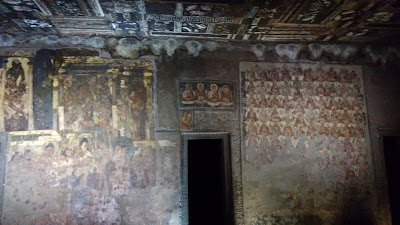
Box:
33, 50, 53, 130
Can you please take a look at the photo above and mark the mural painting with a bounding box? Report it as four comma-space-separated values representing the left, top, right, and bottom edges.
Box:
240, 62, 371, 224
3, 132, 163, 224
179, 81, 234, 108
1, 56, 178, 224
115, 70, 152, 140
62, 70, 112, 132
1, 57, 32, 132
180, 110, 194, 131
56, 57, 154, 141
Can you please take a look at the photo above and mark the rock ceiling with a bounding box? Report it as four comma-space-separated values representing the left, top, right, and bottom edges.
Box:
0, 0, 399, 43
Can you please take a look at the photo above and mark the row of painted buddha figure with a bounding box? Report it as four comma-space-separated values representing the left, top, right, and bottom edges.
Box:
182, 83, 233, 106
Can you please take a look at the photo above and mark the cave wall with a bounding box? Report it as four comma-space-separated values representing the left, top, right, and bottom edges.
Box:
240, 62, 371, 224
0, 45, 398, 224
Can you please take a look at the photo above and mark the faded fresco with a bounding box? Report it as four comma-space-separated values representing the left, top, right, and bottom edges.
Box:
0, 57, 32, 132
1, 55, 180, 224
3, 132, 178, 224
240, 62, 372, 224
115, 70, 153, 140
62, 71, 112, 131
180, 110, 194, 131
58, 57, 154, 140
179, 81, 234, 108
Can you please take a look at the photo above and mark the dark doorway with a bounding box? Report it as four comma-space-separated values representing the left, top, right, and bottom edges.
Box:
182, 133, 233, 225
188, 139, 224, 225
383, 135, 400, 224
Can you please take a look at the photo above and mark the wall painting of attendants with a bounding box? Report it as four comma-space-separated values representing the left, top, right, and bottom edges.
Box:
2, 58, 32, 132
180, 110, 194, 131
179, 81, 234, 108
115, 72, 152, 141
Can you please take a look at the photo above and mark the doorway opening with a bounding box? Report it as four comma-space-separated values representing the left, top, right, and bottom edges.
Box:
383, 135, 400, 224
181, 133, 233, 225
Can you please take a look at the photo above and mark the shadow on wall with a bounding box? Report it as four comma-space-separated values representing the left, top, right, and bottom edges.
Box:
337, 187, 373, 225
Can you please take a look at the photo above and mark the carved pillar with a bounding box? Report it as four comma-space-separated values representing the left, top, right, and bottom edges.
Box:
56, 67, 66, 131
53, 76, 60, 130
108, 69, 119, 130
25, 58, 34, 131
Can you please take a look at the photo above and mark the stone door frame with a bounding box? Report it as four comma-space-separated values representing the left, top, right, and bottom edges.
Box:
180, 132, 234, 225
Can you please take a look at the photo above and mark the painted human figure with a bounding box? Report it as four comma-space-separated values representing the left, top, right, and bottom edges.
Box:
319, 123, 330, 136
281, 65, 291, 81
259, 70, 268, 81
292, 65, 303, 81
251, 122, 259, 135
195, 83, 207, 104
182, 83, 195, 104
284, 124, 294, 136
272, 124, 282, 136
269, 67, 279, 81
316, 85, 326, 96
270, 83, 280, 95
59, 147, 75, 167
131, 148, 156, 189
316, 68, 327, 81
129, 82, 147, 140
260, 123, 270, 135
4, 60, 28, 131
78, 138, 93, 165
106, 144, 130, 196
37, 143, 57, 186
63, 74, 94, 131
260, 95, 269, 106
41, 143, 55, 163
304, 67, 313, 82
339, 68, 349, 83
270, 109, 281, 122
327, 67, 338, 82
349, 70, 358, 83
54, 147, 76, 190
207, 84, 220, 105
181, 111, 193, 131
246, 108, 257, 121
220, 85, 233, 106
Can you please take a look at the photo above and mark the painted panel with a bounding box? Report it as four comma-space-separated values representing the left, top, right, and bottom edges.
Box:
2, 58, 32, 132
1, 130, 168, 224
1, 56, 177, 224
240, 62, 371, 224
62, 69, 112, 132
56, 56, 154, 141
180, 110, 193, 131
114, 69, 152, 140
179, 81, 234, 108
